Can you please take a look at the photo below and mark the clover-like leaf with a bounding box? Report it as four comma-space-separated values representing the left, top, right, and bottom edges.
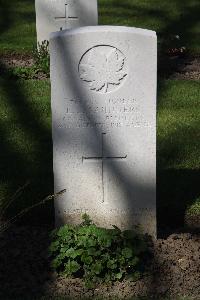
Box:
93, 261, 103, 274
81, 252, 93, 264
65, 247, 84, 259
79, 47, 127, 93
64, 260, 81, 275
115, 272, 124, 280
48, 240, 60, 253
122, 247, 133, 259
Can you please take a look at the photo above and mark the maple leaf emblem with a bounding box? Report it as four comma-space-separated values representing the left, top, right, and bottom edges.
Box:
79, 47, 127, 93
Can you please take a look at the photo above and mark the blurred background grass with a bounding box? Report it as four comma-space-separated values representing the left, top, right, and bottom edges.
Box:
0, 0, 199, 53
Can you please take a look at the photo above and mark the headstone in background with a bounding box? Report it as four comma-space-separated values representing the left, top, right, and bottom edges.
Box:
50, 26, 157, 237
35, 0, 98, 44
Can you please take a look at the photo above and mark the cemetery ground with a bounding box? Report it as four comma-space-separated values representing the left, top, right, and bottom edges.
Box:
0, 0, 200, 299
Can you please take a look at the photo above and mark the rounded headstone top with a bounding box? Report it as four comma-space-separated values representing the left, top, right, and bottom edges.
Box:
50, 25, 156, 40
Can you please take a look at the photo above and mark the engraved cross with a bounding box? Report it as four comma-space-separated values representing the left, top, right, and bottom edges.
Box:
82, 133, 127, 203
55, 0, 79, 31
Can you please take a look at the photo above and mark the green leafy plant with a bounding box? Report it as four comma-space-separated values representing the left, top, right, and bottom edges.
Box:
32, 40, 50, 76
11, 66, 37, 79
0, 65, 37, 80
186, 197, 200, 216
1, 40, 50, 80
49, 214, 147, 288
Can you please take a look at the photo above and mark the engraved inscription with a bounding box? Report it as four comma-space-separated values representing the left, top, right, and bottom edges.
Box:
55, 0, 78, 30
82, 133, 127, 203
79, 46, 127, 94
64, 207, 154, 215
58, 97, 150, 129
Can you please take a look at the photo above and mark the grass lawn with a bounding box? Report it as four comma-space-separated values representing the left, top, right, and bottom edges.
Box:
0, 0, 36, 53
157, 80, 200, 230
0, 79, 54, 224
0, 0, 200, 53
0, 78, 199, 231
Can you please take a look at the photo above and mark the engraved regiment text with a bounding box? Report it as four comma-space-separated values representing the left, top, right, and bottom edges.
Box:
58, 97, 150, 129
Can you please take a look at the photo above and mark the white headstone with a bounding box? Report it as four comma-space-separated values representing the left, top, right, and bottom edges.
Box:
35, 0, 98, 44
50, 26, 157, 237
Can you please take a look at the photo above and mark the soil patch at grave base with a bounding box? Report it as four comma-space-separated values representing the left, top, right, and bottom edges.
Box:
185, 213, 200, 231
158, 54, 200, 80
0, 53, 34, 68
0, 226, 199, 299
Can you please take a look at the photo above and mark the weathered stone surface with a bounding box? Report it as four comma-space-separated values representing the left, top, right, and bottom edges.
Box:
35, 0, 98, 44
50, 26, 157, 236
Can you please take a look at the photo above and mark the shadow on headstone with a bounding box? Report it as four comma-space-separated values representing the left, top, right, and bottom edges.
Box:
50, 27, 156, 236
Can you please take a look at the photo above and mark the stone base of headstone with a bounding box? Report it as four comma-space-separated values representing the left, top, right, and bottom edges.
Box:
55, 210, 156, 236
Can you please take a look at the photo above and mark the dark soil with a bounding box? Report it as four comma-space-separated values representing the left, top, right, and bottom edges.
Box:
0, 226, 199, 300
185, 213, 200, 231
0, 53, 34, 68
158, 54, 200, 80
0, 53, 48, 80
